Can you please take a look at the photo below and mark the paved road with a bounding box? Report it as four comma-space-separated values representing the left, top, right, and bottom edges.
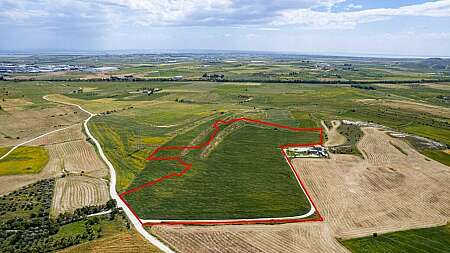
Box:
43, 96, 174, 253
87, 209, 112, 217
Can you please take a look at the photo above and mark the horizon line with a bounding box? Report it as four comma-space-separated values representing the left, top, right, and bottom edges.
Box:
0, 48, 449, 60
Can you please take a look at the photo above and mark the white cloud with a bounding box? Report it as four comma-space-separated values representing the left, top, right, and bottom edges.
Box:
346, 3, 362, 10
102, 0, 233, 25
258, 27, 281, 31
1, 0, 450, 30
273, 0, 450, 29
0, 9, 48, 21
0, 0, 348, 27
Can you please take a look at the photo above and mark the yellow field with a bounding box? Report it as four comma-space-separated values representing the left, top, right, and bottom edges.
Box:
60, 230, 162, 253
0, 146, 49, 175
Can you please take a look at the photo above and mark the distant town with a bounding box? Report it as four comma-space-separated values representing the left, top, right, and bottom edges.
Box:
0, 64, 118, 74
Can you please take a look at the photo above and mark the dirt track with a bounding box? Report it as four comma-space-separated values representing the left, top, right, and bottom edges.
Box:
151, 127, 450, 252
0, 100, 87, 147
0, 123, 108, 197
322, 120, 346, 147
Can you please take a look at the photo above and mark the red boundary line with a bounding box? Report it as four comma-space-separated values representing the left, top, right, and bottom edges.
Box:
119, 117, 324, 226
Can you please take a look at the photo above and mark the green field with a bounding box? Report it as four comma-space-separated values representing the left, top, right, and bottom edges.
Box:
0, 147, 10, 158
422, 149, 450, 166
1, 54, 449, 252
0, 146, 49, 175
340, 223, 450, 253
123, 121, 319, 220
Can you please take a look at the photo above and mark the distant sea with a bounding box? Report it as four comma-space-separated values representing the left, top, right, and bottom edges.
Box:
0, 49, 448, 59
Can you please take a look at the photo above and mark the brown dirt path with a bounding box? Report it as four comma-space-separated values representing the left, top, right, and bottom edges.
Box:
322, 120, 346, 147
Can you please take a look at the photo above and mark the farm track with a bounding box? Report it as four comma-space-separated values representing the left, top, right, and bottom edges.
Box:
43, 95, 175, 253
29, 123, 85, 146
152, 127, 450, 252
0, 124, 83, 195
322, 120, 346, 147
51, 175, 109, 215
0, 107, 91, 195
200, 121, 243, 159
0, 99, 87, 147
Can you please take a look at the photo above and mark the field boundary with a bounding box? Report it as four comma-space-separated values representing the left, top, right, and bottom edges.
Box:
119, 117, 324, 226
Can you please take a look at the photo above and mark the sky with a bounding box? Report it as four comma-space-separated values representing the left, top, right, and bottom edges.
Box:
0, 0, 449, 57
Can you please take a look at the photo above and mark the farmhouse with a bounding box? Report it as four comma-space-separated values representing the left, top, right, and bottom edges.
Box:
286, 146, 329, 158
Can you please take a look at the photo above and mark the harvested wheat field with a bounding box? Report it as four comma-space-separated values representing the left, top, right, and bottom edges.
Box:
44, 139, 107, 177
0, 123, 107, 195
0, 159, 60, 195
322, 120, 346, 147
51, 175, 109, 215
150, 127, 450, 253
294, 127, 450, 239
29, 123, 108, 178
60, 230, 162, 253
151, 222, 348, 253
0, 101, 87, 147
30, 123, 85, 146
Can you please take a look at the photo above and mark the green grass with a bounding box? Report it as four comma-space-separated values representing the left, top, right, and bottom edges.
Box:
67, 90, 169, 102
333, 123, 364, 156
123, 121, 319, 220
52, 214, 128, 240
340, 223, 450, 253
291, 111, 319, 128
53, 221, 90, 240
88, 103, 224, 192
422, 149, 450, 166
403, 125, 450, 146
0, 146, 49, 175
339, 105, 450, 146
0, 147, 10, 158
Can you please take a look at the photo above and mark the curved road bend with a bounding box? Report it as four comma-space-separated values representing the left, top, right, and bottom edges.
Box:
43, 96, 174, 253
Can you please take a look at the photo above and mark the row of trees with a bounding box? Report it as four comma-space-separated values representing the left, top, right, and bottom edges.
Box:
0, 185, 119, 253
350, 84, 377, 90
4, 76, 450, 84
